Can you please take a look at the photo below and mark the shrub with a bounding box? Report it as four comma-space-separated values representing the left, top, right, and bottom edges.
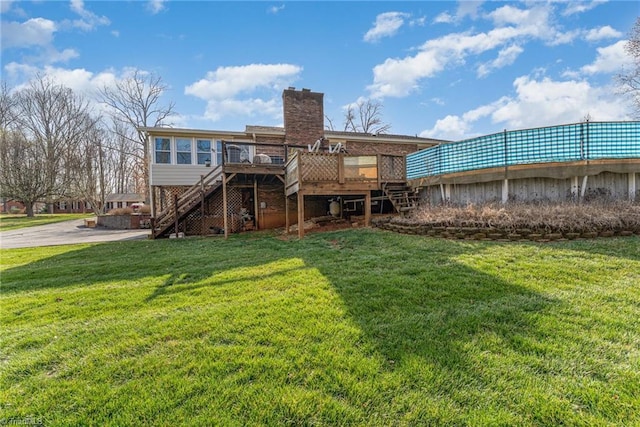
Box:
107, 207, 134, 216
401, 201, 640, 233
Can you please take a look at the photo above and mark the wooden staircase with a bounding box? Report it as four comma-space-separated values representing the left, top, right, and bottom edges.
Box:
152, 165, 223, 238
383, 183, 419, 214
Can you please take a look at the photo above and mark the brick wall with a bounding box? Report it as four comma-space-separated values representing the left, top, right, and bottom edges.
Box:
283, 88, 324, 147
342, 141, 418, 156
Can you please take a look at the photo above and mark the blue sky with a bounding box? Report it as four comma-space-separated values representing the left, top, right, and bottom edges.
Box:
1, 0, 638, 140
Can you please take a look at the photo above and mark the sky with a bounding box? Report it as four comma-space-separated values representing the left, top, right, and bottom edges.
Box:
1, 0, 638, 141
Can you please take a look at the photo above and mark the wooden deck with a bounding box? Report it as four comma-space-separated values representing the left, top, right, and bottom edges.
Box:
284, 151, 407, 238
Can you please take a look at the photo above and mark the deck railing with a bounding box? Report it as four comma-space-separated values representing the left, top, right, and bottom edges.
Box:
406, 121, 640, 180
285, 151, 405, 192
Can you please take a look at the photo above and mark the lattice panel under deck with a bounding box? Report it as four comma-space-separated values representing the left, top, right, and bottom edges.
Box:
301, 153, 339, 182
380, 156, 405, 181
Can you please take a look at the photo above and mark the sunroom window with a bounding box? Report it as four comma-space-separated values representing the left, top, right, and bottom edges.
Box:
155, 138, 171, 164
197, 139, 212, 165
176, 138, 192, 164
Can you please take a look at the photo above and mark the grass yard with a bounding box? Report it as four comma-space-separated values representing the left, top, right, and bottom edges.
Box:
0, 214, 92, 232
1, 229, 639, 426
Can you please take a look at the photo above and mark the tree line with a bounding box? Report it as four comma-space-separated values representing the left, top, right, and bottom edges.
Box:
0, 71, 174, 216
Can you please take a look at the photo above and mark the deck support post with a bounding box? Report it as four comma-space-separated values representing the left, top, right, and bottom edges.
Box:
364, 191, 371, 227
174, 193, 179, 236
297, 191, 304, 239
222, 173, 228, 239
629, 173, 636, 202
285, 195, 290, 234
571, 176, 579, 201
580, 175, 588, 200
200, 175, 205, 236
253, 178, 259, 230
501, 179, 509, 204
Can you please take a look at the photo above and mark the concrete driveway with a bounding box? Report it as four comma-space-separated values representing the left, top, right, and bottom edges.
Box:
0, 218, 151, 249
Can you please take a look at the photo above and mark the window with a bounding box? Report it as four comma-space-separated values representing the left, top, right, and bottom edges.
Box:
58, 201, 66, 210
215, 140, 223, 165
72, 201, 79, 210
155, 138, 171, 164
197, 139, 212, 165
176, 138, 192, 164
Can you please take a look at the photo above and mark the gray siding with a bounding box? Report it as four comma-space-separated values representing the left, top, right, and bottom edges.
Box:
151, 164, 216, 186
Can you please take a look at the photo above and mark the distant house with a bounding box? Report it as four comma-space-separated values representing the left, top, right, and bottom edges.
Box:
105, 193, 146, 211
1, 198, 25, 214
51, 200, 93, 214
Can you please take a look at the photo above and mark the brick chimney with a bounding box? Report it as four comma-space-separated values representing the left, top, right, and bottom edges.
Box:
282, 88, 324, 146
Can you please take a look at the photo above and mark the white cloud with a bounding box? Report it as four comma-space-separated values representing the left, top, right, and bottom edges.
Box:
268, 4, 285, 14
67, 0, 110, 31
433, 12, 454, 24
1, 18, 57, 49
562, 0, 607, 16
581, 40, 632, 74
420, 74, 629, 139
434, 1, 483, 25
4, 62, 120, 97
369, 3, 580, 98
111, 30, 120, 37
585, 25, 622, 42
477, 44, 523, 77
363, 12, 410, 43
147, 0, 166, 15
420, 115, 470, 140
1, 0, 14, 13
184, 63, 302, 122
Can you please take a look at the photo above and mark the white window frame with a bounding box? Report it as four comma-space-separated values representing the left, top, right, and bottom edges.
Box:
155, 137, 171, 164
175, 138, 193, 165
196, 139, 212, 165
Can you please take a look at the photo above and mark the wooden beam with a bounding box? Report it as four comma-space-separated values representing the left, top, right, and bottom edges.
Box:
338, 153, 345, 184
200, 175, 205, 236
629, 173, 637, 202
174, 193, 179, 237
222, 173, 228, 239
364, 191, 371, 227
254, 178, 259, 230
376, 154, 382, 189
285, 195, 290, 234
297, 191, 305, 239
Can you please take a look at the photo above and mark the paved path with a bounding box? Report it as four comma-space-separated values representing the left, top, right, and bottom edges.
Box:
0, 219, 151, 249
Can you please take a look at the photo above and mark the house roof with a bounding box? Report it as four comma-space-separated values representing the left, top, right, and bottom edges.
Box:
105, 193, 146, 202
324, 130, 449, 146
140, 125, 449, 147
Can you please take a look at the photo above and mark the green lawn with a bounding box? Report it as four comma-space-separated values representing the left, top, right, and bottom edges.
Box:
0, 214, 92, 231
1, 229, 638, 426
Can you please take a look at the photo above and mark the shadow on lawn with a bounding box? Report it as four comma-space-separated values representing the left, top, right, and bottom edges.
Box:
1, 232, 556, 368
1, 231, 563, 379
300, 231, 556, 371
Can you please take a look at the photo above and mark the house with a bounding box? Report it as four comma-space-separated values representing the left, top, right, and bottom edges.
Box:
141, 88, 444, 238
51, 200, 94, 214
1, 198, 25, 214
105, 193, 146, 211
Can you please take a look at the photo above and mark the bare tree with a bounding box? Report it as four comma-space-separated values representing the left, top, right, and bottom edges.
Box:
99, 70, 176, 197
618, 17, 640, 118
0, 130, 47, 217
0, 77, 99, 216
70, 120, 110, 215
343, 99, 391, 134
